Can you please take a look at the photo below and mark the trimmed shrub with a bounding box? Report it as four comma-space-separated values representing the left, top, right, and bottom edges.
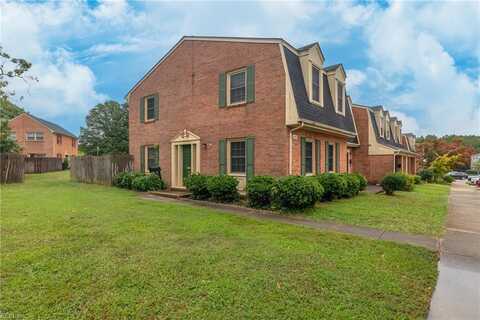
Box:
184, 173, 211, 200
114, 171, 144, 189
272, 176, 324, 210
352, 172, 368, 191
380, 173, 414, 195
131, 174, 166, 192
316, 173, 348, 201
207, 175, 239, 203
413, 175, 422, 184
443, 175, 454, 184
418, 169, 434, 182
340, 173, 361, 198
62, 158, 69, 170
246, 176, 276, 208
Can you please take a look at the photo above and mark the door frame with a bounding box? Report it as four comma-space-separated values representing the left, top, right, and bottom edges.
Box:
170, 130, 201, 188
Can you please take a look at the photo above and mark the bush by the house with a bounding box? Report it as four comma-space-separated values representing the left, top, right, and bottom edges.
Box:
246, 176, 276, 208
272, 176, 323, 210
316, 173, 347, 201
340, 173, 361, 198
207, 175, 239, 203
413, 175, 422, 184
380, 173, 414, 195
131, 174, 166, 192
184, 173, 211, 200
418, 169, 434, 182
442, 175, 454, 184
113, 171, 144, 189
352, 172, 368, 191
62, 158, 69, 170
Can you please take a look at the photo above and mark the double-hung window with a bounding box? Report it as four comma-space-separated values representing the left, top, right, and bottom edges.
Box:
228, 70, 246, 105
230, 140, 246, 174
145, 96, 156, 121
337, 81, 344, 114
146, 146, 158, 170
312, 66, 321, 103
26, 132, 44, 141
305, 141, 313, 174
57, 135, 62, 144
10, 132, 16, 141
327, 143, 334, 172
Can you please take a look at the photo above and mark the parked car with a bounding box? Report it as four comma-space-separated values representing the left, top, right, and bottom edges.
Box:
467, 175, 480, 185
447, 171, 468, 180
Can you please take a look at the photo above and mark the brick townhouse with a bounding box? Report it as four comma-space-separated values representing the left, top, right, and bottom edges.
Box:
8, 113, 78, 159
127, 36, 359, 189
350, 104, 418, 183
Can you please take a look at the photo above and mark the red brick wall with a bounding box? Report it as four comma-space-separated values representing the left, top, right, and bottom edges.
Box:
351, 107, 371, 178
8, 114, 78, 158
129, 40, 289, 185
291, 129, 349, 175
369, 155, 394, 183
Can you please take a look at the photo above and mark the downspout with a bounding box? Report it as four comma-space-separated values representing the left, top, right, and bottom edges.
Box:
289, 122, 304, 175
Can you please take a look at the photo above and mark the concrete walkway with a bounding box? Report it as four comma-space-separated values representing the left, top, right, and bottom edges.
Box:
141, 194, 438, 251
429, 181, 480, 320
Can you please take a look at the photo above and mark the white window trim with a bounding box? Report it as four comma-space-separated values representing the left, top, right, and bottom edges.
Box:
309, 62, 324, 107
226, 68, 247, 106
335, 79, 346, 116
144, 95, 156, 122
386, 118, 390, 140
144, 145, 158, 173
26, 132, 44, 141
10, 132, 16, 141
227, 138, 247, 176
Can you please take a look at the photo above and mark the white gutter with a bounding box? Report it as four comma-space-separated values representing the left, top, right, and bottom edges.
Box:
289, 122, 304, 175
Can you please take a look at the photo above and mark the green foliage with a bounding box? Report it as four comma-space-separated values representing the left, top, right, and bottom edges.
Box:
207, 175, 239, 202
0, 47, 37, 100
381, 173, 414, 195
316, 173, 348, 201
245, 176, 276, 208
340, 173, 361, 198
0, 119, 20, 153
131, 174, 166, 192
62, 158, 69, 170
113, 171, 144, 189
413, 175, 422, 184
418, 169, 434, 182
351, 172, 368, 191
184, 173, 211, 200
0, 98, 24, 120
79, 101, 129, 155
272, 176, 323, 210
429, 154, 459, 182
442, 175, 454, 184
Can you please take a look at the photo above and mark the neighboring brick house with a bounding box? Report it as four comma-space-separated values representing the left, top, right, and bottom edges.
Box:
9, 113, 78, 159
127, 36, 358, 189
350, 104, 418, 183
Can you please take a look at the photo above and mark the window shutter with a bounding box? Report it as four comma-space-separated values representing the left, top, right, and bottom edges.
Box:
315, 140, 321, 174
335, 142, 340, 173
301, 137, 306, 176
154, 145, 160, 167
247, 64, 255, 103
154, 93, 159, 120
246, 137, 255, 181
219, 73, 226, 107
140, 145, 145, 172
325, 141, 329, 172
139, 97, 145, 123
218, 139, 226, 174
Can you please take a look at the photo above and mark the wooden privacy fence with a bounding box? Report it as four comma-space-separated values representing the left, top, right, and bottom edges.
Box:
70, 154, 133, 185
0, 153, 25, 184
25, 157, 62, 173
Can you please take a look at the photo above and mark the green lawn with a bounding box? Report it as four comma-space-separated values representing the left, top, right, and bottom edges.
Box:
305, 184, 450, 236
1, 172, 438, 319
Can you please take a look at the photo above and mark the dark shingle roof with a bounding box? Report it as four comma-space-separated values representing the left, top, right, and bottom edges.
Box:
283, 46, 356, 134
368, 109, 410, 152
28, 114, 77, 139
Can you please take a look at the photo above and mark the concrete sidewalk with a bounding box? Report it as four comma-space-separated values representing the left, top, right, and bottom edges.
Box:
141, 193, 438, 251
429, 181, 480, 320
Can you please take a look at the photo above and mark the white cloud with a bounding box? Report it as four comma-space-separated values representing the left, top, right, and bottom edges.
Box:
389, 111, 420, 134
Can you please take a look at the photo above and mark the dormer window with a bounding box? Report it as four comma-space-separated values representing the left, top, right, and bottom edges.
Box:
379, 114, 384, 137
336, 81, 345, 115
386, 119, 390, 140
311, 65, 322, 104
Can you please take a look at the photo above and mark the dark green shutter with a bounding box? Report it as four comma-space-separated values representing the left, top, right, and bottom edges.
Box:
315, 140, 321, 174
218, 139, 226, 174
246, 137, 255, 181
335, 143, 340, 173
325, 141, 329, 172
154, 93, 159, 120
140, 145, 145, 172
301, 137, 306, 176
154, 145, 159, 167
139, 97, 145, 123
247, 65, 255, 103
219, 73, 226, 107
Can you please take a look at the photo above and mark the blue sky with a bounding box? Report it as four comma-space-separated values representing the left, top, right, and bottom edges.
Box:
2, 0, 479, 136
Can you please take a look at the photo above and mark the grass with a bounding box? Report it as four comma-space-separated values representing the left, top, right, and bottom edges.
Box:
1, 172, 438, 319
304, 184, 450, 236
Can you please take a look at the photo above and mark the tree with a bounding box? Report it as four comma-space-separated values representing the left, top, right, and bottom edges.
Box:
429, 154, 459, 181
0, 98, 24, 120
0, 119, 20, 153
0, 47, 37, 100
79, 101, 128, 155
